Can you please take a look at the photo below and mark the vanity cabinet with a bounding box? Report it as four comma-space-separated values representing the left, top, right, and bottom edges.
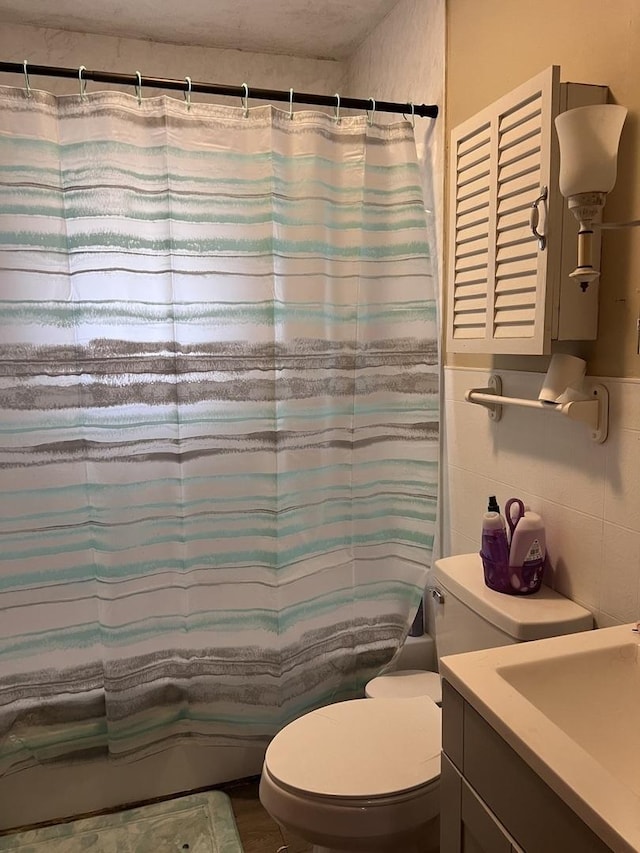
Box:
440, 680, 613, 853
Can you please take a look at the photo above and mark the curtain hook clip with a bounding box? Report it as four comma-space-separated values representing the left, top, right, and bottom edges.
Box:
288, 87, 294, 120
78, 65, 87, 101
367, 97, 375, 127
334, 92, 341, 124
135, 71, 143, 106
241, 83, 249, 118
23, 60, 32, 99
184, 76, 192, 111
403, 100, 416, 129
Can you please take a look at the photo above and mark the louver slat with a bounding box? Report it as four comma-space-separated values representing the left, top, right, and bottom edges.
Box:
457, 219, 490, 244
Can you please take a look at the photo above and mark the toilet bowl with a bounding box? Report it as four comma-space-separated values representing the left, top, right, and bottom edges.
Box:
259, 554, 594, 853
259, 696, 441, 853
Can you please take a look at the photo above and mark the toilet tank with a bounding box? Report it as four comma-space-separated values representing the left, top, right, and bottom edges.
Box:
432, 554, 593, 661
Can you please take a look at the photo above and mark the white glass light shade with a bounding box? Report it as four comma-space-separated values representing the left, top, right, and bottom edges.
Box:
554, 104, 627, 197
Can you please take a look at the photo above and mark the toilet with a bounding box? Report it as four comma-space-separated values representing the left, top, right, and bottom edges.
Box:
259, 553, 593, 853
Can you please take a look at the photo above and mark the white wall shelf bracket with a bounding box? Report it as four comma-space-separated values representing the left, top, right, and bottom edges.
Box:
465, 374, 609, 443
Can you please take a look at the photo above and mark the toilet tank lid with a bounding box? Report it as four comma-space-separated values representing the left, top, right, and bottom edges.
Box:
433, 554, 593, 641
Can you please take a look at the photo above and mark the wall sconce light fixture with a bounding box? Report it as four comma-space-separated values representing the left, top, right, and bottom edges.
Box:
555, 104, 628, 290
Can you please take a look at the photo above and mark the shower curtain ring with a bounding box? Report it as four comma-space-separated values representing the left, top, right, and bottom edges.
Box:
288, 87, 294, 120
403, 100, 415, 129
241, 83, 249, 118
367, 97, 375, 126
334, 92, 341, 124
23, 60, 32, 99
78, 65, 87, 101
184, 76, 192, 111
135, 70, 143, 106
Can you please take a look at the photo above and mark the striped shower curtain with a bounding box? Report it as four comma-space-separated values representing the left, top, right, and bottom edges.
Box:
0, 86, 438, 774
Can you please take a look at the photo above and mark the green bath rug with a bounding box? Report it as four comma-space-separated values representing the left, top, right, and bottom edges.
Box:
0, 790, 243, 852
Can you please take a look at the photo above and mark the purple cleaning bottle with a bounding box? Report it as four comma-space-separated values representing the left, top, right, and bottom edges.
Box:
481, 511, 509, 566
481, 496, 510, 592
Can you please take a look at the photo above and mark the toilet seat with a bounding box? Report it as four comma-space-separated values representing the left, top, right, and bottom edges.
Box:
265, 697, 441, 799
366, 669, 442, 704
263, 765, 440, 808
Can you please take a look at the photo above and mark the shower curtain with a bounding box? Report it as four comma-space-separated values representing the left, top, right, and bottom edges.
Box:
0, 86, 438, 774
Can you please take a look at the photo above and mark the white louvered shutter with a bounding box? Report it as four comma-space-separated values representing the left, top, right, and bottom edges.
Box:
448, 66, 563, 354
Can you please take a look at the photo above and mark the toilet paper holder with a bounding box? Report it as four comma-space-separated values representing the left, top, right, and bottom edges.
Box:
465, 374, 609, 443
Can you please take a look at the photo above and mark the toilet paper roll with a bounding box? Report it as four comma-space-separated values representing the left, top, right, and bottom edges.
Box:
555, 384, 592, 404
538, 354, 587, 404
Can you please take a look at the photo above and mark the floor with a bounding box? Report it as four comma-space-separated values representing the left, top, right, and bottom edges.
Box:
224, 777, 312, 853
0, 777, 310, 853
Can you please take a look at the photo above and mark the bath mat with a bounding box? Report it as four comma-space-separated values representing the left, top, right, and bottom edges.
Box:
0, 790, 243, 853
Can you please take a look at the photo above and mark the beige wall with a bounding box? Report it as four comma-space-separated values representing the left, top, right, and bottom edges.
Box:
446, 0, 640, 378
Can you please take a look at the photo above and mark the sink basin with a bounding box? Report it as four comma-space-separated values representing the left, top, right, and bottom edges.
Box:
440, 624, 640, 853
498, 639, 640, 798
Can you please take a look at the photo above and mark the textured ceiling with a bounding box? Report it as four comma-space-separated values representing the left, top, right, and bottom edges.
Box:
0, 0, 402, 60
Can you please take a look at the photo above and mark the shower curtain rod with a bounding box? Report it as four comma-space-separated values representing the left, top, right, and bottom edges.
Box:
0, 60, 439, 118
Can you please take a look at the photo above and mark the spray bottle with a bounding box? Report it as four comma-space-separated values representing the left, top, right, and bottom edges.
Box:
481, 496, 509, 567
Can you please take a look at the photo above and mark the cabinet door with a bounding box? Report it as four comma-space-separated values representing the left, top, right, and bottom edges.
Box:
447, 66, 562, 355
461, 777, 514, 853
441, 752, 521, 853
441, 753, 462, 853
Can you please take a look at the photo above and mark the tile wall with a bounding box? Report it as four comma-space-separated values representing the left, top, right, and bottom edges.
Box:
442, 366, 640, 627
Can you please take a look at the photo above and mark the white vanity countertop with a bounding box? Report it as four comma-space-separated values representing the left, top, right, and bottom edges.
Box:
440, 624, 640, 853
